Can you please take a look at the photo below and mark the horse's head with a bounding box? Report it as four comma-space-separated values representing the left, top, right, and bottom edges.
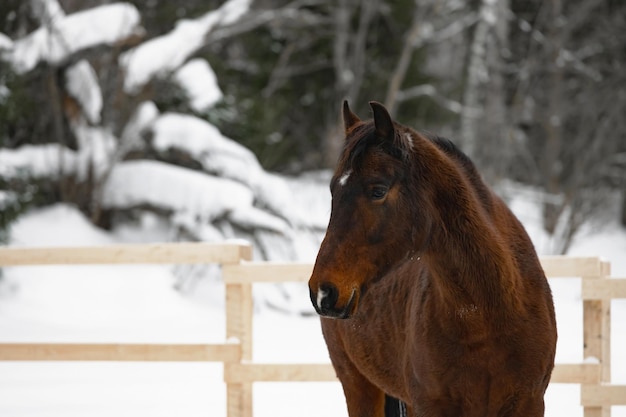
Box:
309, 101, 431, 319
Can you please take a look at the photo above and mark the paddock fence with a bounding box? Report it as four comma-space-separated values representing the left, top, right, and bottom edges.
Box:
0, 243, 625, 417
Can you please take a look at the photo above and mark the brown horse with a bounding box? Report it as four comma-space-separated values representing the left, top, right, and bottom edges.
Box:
308, 101, 557, 417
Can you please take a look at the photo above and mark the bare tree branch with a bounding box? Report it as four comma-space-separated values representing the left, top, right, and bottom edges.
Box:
397, 84, 481, 116
385, 5, 477, 115
384, 3, 422, 115
460, 0, 497, 160
205, 6, 330, 44
346, 0, 376, 103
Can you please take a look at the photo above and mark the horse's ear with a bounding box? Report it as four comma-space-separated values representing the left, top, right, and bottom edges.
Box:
369, 101, 394, 140
342, 100, 361, 134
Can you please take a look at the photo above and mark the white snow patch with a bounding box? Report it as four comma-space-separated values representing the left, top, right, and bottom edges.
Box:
120, 0, 251, 93
0, 32, 13, 50
0, 127, 116, 182
9, 204, 113, 247
73, 123, 118, 179
252, 171, 299, 223
174, 58, 222, 112
0, 144, 78, 178
102, 159, 254, 223
6, 3, 141, 73
119, 101, 159, 150
151, 112, 260, 184
229, 205, 290, 234
65, 60, 103, 124
171, 211, 225, 241
32, 0, 65, 24
282, 172, 331, 231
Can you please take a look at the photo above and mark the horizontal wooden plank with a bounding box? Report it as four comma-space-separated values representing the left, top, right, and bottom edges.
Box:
550, 363, 600, 384
223, 262, 313, 284
0, 242, 251, 266
225, 363, 337, 383
0, 343, 241, 362
540, 256, 604, 278
582, 278, 626, 300
222, 257, 607, 284
224, 363, 601, 385
581, 384, 626, 406
0, 248, 607, 282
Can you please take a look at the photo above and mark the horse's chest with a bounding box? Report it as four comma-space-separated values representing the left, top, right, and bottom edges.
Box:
333, 315, 411, 398
325, 282, 417, 396
326, 280, 499, 395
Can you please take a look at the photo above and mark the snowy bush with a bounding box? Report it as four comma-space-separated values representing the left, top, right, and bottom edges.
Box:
0, 0, 329, 271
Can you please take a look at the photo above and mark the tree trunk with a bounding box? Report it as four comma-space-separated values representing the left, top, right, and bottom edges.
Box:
324, 0, 376, 168
479, 0, 509, 183
541, 0, 564, 236
384, 5, 422, 116
621, 186, 626, 227
460, 0, 497, 161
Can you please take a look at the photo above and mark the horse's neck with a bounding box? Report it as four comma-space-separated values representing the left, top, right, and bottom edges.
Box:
422, 175, 519, 312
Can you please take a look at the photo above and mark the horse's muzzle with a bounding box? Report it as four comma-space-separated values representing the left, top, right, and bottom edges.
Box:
309, 283, 357, 319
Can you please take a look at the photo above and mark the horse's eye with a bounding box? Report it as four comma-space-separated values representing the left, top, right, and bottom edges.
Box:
370, 185, 388, 201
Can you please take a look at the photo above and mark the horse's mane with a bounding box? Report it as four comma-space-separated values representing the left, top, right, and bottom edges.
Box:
423, 133, 493, 209
425, 134, 473, 171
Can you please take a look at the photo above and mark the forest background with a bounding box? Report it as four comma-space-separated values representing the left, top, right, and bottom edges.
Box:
1, 0, 625, 260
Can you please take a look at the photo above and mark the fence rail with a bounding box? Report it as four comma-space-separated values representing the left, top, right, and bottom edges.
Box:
0, 243, 625, 417
0, 343, 241, 362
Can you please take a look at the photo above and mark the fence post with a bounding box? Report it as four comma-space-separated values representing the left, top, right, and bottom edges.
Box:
582, 261, 611, 417
224, 246, 253, 417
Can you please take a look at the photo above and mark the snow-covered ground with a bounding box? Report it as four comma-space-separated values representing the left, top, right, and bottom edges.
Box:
0, 199, 625, 417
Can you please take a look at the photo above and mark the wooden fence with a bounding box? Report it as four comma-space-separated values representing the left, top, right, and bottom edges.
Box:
0, 243, 625, 417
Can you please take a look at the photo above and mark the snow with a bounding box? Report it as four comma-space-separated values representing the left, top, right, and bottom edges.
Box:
228, 205, 290, 234
0, 203, 341, 417
0, 126, 118, 181
5, 3, 141, 73
149, 112, 327, 232
0, 144, 78, 179
120, 0, 251, 94
73, 123, 118, 179
0, 33, 13, 50
151, 113, 259, 179
65, 60, 103, 124
119, 101, 160, 151
102, 159, 254, 224
0, 106, 328, 258
174, 59, 223, 112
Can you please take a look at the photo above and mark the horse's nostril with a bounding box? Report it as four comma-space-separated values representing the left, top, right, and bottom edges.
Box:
319, 283, 338, 311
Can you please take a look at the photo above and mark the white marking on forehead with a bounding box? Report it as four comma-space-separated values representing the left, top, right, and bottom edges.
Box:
404, 133, 414, 149
339, 170, 352, 186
